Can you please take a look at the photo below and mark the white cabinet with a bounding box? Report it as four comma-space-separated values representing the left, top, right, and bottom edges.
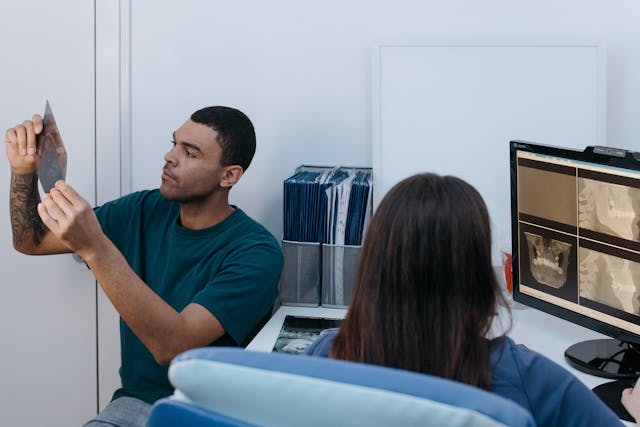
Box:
0, 1, 98, 425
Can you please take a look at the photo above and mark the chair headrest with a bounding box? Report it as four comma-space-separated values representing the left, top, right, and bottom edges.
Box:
167, 347, 535, 427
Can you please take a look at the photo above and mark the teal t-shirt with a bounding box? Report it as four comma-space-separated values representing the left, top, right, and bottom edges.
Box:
94, 190, 283, 404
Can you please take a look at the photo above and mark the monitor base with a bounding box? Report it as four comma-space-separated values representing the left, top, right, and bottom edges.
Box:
565, 339, 640, 379
592, 379, 636, 423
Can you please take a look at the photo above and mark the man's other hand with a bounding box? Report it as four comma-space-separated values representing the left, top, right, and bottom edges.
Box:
37, 180, 107, 258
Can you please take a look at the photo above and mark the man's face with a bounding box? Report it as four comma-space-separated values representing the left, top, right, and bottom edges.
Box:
159, 119, 227, 203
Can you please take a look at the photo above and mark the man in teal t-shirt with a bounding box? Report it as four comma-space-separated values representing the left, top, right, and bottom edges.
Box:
6, 106, 283, 427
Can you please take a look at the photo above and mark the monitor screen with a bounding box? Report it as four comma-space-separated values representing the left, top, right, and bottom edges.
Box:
510, 140, 640, 381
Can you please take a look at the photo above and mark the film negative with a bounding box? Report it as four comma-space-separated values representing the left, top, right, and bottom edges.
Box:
36, 100, 67, 193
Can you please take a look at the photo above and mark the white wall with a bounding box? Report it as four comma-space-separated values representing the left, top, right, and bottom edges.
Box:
374, 43, 605, 264
128, 0, 640, 239
0, 1, 98, 425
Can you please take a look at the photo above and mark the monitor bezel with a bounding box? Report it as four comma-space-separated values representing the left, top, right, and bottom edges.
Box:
510, 140, 640, 346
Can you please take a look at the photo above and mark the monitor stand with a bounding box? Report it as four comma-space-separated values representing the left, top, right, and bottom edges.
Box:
592, 379, 636, 422
565, 339, 640, 422
565, 339, 640, 379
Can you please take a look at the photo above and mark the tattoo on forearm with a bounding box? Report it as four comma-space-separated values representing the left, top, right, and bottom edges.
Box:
10, 172, 47, 248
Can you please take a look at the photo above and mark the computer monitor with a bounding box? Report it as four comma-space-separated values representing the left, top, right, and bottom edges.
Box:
510, 140, 640, 405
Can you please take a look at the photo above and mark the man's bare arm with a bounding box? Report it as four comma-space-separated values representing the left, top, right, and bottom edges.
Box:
38, 181, 225, 364
10, 171, 70, 255
86, 237, 225, 365
11, 172, 46, 250
6, 116, 71, 255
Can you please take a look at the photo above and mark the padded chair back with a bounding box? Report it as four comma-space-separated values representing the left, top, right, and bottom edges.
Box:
148, 398, 257, 427
147, 347, 536, 427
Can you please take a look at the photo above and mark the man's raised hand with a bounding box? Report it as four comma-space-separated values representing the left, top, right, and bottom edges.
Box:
5, 114, 43, 175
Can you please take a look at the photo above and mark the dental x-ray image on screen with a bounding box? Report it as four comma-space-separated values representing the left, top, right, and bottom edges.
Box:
524, 232, 572, 289
518, 223, 578, 302
511, 141, 640, 390
578, 177, 640, 242
579, 246, 640, 317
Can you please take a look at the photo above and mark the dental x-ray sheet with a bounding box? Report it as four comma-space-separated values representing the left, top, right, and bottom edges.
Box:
36, 100, 67, 193
272, 315, 342, 354
516, 149, 640, 323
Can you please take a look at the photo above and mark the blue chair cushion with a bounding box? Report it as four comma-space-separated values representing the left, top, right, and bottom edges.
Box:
147, 398, 258, 427
163, 347, 535, 427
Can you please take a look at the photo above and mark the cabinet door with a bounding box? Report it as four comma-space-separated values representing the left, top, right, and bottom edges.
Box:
0, 1, 97, 425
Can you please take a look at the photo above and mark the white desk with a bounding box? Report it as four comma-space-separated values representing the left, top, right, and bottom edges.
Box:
248, 303, 634, 425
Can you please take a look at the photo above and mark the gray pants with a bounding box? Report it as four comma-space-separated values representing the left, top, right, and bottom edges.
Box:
83, 397, 152, 427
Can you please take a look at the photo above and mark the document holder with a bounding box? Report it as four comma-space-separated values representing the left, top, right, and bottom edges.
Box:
321, 244, 362, 308
279, 240, 321, 306
281, 165, 372, 307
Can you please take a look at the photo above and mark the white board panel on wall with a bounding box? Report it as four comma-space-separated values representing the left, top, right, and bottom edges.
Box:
373, 43, 606, 255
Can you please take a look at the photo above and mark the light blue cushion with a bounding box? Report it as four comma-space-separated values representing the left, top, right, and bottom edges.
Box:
166, 348, 535, 427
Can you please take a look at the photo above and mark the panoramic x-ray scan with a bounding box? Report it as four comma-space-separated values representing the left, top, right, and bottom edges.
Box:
579, 247, 640, 315
524, 232, 572, 289
578, 178, 640, 241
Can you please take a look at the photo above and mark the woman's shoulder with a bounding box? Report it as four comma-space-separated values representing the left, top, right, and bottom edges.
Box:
489, 336, 623, 426
489, 335, 572, 389
490, 336, 528, 358
305, 328, 339, 357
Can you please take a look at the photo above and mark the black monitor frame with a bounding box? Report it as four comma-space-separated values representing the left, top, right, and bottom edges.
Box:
510, 140, 640, 347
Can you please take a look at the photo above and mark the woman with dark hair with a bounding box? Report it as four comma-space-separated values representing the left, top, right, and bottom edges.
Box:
307, 173, 621, 426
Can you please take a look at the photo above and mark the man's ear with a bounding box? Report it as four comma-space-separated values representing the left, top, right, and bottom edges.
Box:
219, 165, 244, 188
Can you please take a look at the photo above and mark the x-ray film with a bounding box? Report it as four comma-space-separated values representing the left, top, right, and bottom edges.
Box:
36, 100, 67, 193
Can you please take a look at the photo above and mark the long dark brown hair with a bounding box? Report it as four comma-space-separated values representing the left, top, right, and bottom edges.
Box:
331, 173, 509, 389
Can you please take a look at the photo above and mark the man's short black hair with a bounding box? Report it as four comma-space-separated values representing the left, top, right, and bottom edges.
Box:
191, 106, 256, 171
